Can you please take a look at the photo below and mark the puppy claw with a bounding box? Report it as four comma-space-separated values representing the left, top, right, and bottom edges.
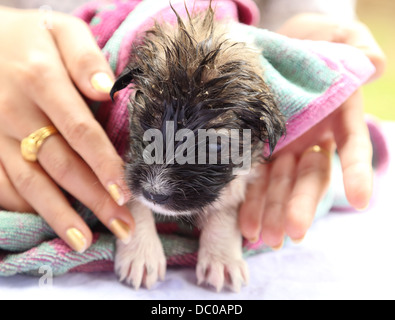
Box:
196, 253, 249, 293
159, 262, 167, 282
207, 262, 225, 292
197, 274, 204, 286
225, 272, 244, 293
225, 260, 250, 292
129, 260, 145, 289
115, 236, 167, 290
196, 262, 208, 286
145, 271, 156, 290
227, 279, 241, 293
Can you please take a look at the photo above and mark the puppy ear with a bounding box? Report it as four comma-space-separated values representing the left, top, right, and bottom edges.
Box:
243, 96, 286, 158
110, 67, 142, 101
261, 111, 285, 156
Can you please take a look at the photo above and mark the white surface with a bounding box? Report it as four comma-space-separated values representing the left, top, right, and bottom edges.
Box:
0, 122, 394, 300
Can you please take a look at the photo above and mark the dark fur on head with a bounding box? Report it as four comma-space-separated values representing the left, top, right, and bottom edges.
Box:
111, 5, 286, 214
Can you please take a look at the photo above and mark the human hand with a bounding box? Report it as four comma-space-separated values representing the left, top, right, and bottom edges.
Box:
276, 13, 387, 82
0, 7, 135, 252
239, 14, 386, 248
240, 91, 369, 248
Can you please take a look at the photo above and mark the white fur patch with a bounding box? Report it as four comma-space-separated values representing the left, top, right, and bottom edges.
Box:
196, 178, 250, 292
115, 167, 256, 291
115, 201, 166, 289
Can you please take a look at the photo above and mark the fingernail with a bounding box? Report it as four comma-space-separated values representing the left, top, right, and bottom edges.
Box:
91, 72, 114, 94
249, 236, 260, 244
291, 237, 305, 245
66, 228, 87, 253
356, 203, 370, 212
271, 239, 284, 251
110, 219, 132, 244
108, 183, 125, 206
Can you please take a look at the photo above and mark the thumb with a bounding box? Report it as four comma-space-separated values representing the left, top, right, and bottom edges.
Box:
50, 13, 115, 101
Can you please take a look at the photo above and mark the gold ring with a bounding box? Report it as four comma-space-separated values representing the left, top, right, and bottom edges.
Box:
21, 125, 58, 162
303, 145, 331, 159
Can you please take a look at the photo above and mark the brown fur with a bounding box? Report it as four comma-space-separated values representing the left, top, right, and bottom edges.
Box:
113, 4, 286, 292
112, 6, 285, 158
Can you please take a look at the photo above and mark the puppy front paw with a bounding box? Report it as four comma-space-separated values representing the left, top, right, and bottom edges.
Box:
196, 249, 249, 293
114, 234, 167, 290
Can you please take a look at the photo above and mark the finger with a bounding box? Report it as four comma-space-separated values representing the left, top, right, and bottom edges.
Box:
0, 161, 34, 213
0, 137, 92, 253
261, 153, 296, 249
238, 163, 270, 243
38, 136, 135, 243
285, 141, 334, 242
276, 14, 387, 82
1, 102, 135, 243
18, 47, 130, 206
51, 13, 115, 100
333, 90, 373, 210
344, 21, 387, 82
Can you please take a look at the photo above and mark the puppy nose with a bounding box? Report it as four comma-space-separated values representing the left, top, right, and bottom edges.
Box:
142, 189, 170, 204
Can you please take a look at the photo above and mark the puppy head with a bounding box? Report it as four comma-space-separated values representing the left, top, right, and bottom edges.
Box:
111, 7, 286, 216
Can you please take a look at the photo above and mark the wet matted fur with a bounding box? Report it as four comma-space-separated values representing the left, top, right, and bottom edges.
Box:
112, 5, 286, 291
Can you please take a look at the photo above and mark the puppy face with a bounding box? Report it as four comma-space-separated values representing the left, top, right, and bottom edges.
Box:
111, 8, 285, 216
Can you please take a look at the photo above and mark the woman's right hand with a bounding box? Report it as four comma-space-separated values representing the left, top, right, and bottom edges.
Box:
239, 13, 386, 248
0, 7, 135, 252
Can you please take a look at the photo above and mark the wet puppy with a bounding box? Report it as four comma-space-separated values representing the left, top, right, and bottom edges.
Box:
112, 6, 285, 292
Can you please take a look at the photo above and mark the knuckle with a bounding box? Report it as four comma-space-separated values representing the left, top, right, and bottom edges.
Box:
265, 201, 283, 215
71, 49, 100, 71
338, 132, 371, 152
0, 96, 16, 125
63, 118, 92, 147
54, 15, 101, 68
92, 156, 111, 177
64, 14, 90, 29
43, 152, 73, 183
14, 171, 37, 195
91, 194, 112, 217
13, 202, 35, 214
269, 173, 293, 187
16, 53, 55, 88
52, 12, 88, 34
298, 164, 330, 182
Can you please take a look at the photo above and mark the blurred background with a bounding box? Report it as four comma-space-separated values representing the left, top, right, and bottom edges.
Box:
357, 0, 395, 120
